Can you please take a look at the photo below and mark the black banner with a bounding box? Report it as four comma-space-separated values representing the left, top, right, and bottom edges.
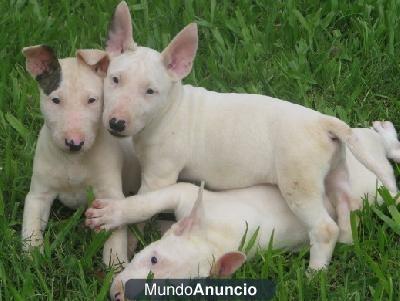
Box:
124, 278, 276, 300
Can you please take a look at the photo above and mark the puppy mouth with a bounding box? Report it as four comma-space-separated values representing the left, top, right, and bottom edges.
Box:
69, 145, 83, 152
108, 130, 128, 138
62, 146, 84, 154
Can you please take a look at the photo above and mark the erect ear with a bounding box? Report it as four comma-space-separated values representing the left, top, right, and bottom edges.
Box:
210, 251, 246, 278
22, 45, 61, 95
173, 182, 205, 236
106, 1, 136, 56
76, 49, 110, 77
161, 23, 198, 81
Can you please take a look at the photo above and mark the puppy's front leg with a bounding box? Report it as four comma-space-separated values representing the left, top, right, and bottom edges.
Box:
103, 225, 128, 267
94, 173, 128, 267
22, 189, 54, 250
86, 183, 196, 230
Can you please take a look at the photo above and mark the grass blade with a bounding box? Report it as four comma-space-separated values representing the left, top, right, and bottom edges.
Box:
238, 221, 249, 252
96, 269, 114, 301
244, 226, 260, 255
5, 112, 29, 140
82, 230, 111, 269
372, 206, 400, 235
50, 206, 84, 251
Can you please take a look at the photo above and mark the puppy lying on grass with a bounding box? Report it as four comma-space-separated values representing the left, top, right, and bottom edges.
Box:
21, 45, 140, 266
85, 123, 400, 300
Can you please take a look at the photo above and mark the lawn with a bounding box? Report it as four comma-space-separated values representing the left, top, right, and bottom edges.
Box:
1, 0, 400, 300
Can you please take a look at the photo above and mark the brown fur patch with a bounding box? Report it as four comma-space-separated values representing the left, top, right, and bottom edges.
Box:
35, 46, 61, 95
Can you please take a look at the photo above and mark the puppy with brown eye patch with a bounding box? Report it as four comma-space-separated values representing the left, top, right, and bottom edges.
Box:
21, 45, 141, 267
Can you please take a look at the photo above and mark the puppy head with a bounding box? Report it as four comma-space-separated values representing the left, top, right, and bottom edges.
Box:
102, 1, 198, 138
110, 233, 245, 300
109, 185, 246, 300
23, 45, 109, 153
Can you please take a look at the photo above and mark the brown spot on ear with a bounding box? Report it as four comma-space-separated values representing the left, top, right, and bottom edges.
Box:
30, 45, 61, 95
36, 65, 61, 95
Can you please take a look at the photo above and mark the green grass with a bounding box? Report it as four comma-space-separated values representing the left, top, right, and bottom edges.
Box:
1, 0, 400, 299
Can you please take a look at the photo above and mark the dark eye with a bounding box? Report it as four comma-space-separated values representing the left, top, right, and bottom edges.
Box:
88, 97, 96, 104
112, 76, 119, 84
51, 97, 60, 104
151, 256, 157, 265
146, 88, 155, 95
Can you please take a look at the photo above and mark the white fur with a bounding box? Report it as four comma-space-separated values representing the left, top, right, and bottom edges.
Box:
101, 6, 396, 270
21, 47, 141, 266
99, 125, 398, 299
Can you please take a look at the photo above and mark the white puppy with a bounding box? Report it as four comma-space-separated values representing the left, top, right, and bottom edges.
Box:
95, 124, 399, 300
88, 124, 400, 243
97, 2, 396, 270
21, 45, 141, 266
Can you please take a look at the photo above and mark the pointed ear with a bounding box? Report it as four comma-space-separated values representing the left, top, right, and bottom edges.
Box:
173, 182, 205, 236
22, 45, 61, 95
76, 49, 110, 77
210, 251, 246, 278
106, 1, 136, 56
161, 23, 198, 81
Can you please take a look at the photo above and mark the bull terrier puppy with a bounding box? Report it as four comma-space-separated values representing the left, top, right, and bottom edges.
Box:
106, 183, 306, 301
99, 2, 396, 269
86, 125, 400, 245
21, 45, 141, 266
98, 123, 399, 300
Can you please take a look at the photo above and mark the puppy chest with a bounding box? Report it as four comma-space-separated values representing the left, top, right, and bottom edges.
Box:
66, 164, 89, 187
49, 161, 90, 189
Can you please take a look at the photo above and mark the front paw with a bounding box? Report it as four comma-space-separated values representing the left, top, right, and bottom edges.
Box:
85, 199, 124, 231
22, 232, 44, 252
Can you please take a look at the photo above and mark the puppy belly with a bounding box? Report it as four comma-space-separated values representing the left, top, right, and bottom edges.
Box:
180, 168, 272, 191
58, 190, 87, 209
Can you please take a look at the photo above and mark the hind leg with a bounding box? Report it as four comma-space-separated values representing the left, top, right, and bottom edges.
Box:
371, 121, 399, 200
278, 163, 339, 270
376, 159, 398, 200
275, 124, 344, 269
284, 189, 339, 270
325, 151, 359, 244
336, 198, 353, 243
329, 195, 353, 245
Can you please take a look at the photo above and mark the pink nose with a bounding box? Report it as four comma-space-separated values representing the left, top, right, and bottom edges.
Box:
64, 131, 85, 152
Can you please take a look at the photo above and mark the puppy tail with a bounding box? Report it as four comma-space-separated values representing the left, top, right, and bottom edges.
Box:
321, 116, 397, 193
